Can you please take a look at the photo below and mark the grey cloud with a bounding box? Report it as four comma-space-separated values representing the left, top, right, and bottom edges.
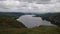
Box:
58, 0, 60, 2
0, 0, 6, 1
18, 0, 34, 3
18, 0, 51, 4
40, 0, 50, 1
0, 0, 60, 13
21, 5, 28, 7
36, 0, 51, 4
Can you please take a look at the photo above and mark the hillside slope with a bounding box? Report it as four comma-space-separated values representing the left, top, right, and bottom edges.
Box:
35, 13, 60, 27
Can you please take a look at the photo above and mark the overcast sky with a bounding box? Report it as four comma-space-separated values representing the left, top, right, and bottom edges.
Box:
0, 0, 60, 13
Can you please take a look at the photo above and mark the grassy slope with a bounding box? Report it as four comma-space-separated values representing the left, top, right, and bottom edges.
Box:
26, 26, 60, 34
0, 16, 26, 28
0, 14, 27, 34
0, 26, 60, 34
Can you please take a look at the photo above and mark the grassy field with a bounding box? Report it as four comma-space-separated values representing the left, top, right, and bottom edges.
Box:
0, 26, 60, 34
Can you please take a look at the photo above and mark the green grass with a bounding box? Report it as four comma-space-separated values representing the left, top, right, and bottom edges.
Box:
27, 26, 60, 34
0, 26, 60, 34
0, 28, 27, 34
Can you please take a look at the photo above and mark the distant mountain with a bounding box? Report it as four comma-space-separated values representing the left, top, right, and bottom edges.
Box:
0, 12, 25, 19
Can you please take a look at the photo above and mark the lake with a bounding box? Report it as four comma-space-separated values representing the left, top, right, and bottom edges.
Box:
17, 15, 55, 28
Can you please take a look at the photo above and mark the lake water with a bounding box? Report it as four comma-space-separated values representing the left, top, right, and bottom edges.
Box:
17, 15, 54, 28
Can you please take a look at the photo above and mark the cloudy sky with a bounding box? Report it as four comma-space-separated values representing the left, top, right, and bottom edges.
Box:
0, 0, 60, 13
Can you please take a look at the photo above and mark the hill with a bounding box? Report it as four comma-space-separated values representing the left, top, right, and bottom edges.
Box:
0, 26, 60, 34
35, 12, 60, 27
0, 12, 25, 19
0, 12, 27, 28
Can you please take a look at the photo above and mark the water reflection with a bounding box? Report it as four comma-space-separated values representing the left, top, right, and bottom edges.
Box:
17, 15, 54, 28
